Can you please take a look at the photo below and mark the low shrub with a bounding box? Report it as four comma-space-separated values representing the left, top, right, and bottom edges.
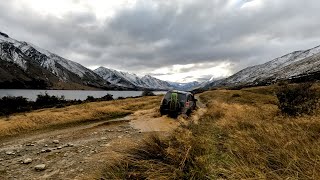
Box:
141, 90, 155, 96
100, 94, 113, 101
86, 96, 95, 102
0, 96, 31, 116
35, 93, 66, 108
86, 94, 114, 102
276, 83, 319, 116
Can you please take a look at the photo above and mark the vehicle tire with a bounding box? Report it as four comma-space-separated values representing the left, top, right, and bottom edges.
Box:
169, 112, 178, 118
160, 110, 166, 116
186, 110, 191, 116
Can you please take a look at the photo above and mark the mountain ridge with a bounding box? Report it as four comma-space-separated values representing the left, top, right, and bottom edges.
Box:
203, 45, 320, 89
0, 31, 119, 90
94, 67, 172, 90
1, 31, 195, 90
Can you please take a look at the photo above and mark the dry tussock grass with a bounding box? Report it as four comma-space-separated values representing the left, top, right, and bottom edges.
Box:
103, 124, 213, 179
105, 84, 320, 179
0, 96, 161, 138
200, 87, 320, 179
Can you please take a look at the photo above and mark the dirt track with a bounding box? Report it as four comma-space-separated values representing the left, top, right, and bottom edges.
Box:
0, 97, 205, 180
0, 110, 180, 179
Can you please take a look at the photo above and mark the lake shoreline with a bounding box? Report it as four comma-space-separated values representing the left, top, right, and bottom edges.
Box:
0, 91, 163, 117
0, 89, 166, 101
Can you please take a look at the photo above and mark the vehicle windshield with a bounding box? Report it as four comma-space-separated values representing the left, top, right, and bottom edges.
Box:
164, 92, 187, 102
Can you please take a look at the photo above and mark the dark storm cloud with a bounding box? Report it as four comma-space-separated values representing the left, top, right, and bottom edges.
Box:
1, 0, 320, 78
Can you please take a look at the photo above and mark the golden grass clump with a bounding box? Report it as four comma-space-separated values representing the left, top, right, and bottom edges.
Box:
103, 124, 215, 180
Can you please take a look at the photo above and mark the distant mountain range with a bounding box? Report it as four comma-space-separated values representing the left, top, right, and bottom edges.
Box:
168, 81, 201, 91
3, 30, 318, 92
94, 67, 202, 91
0, 31, 200, 91
94, 67, 172, 90
201, 45, 320, 89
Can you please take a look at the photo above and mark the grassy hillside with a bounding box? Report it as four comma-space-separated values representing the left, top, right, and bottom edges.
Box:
105, 84, 320, 179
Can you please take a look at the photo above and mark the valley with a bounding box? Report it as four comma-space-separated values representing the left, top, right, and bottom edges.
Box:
1, 1, 320, 179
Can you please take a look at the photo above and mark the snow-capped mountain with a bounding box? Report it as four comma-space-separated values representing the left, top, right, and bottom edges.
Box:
205, 45, 320, 88
0, 31, 115, 90
0, 38, 59, 89
141, 75, 172, 90
168, 81, 201, 91
94, 67, 172, 90
94, 67, 146, 88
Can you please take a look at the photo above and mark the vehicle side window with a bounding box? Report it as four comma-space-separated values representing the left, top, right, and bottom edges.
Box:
164, 92, 171, 100
178, 94, 186, 102
187, 95, 193, 101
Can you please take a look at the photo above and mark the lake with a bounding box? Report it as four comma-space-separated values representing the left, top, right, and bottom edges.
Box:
0, 89, 166, 101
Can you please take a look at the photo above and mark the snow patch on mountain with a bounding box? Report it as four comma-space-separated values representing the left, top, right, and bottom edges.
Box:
0, 41, 28, 70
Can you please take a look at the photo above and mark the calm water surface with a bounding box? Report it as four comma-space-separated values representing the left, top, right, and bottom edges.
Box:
0, 89, 166, 101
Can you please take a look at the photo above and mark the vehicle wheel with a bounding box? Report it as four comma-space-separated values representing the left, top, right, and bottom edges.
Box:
169, 113, 178, 118
160, 111, 166, 116
186, 110, 191, 116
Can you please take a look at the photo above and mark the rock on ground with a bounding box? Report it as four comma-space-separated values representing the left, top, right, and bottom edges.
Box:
34, 164, 46, 171
23, 158, 32, 164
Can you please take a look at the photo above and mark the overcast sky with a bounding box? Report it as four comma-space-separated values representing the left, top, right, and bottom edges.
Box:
1, 0, 320, 82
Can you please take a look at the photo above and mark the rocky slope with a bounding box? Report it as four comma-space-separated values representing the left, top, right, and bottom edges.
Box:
0, 31, 115, 90
204, 45, 320, 88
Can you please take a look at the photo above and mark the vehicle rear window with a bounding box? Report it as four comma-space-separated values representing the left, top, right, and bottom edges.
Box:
164, 92, 186, 102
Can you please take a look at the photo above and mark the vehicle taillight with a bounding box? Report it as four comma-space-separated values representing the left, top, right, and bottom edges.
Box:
185, 101, 189, 107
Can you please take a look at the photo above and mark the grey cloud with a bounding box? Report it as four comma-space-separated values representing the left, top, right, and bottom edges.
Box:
1, 0, 320, 78
197, 75, 213, 82
150, 73, 175, 76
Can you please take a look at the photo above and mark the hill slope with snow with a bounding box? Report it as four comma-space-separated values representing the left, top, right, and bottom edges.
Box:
0, 31, 119, 90
204, 45, 320, 88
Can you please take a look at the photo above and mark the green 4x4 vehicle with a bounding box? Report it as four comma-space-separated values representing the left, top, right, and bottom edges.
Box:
160, 90, 197, 117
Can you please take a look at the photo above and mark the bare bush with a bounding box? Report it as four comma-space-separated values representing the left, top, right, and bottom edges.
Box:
276, 83, 319, 116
